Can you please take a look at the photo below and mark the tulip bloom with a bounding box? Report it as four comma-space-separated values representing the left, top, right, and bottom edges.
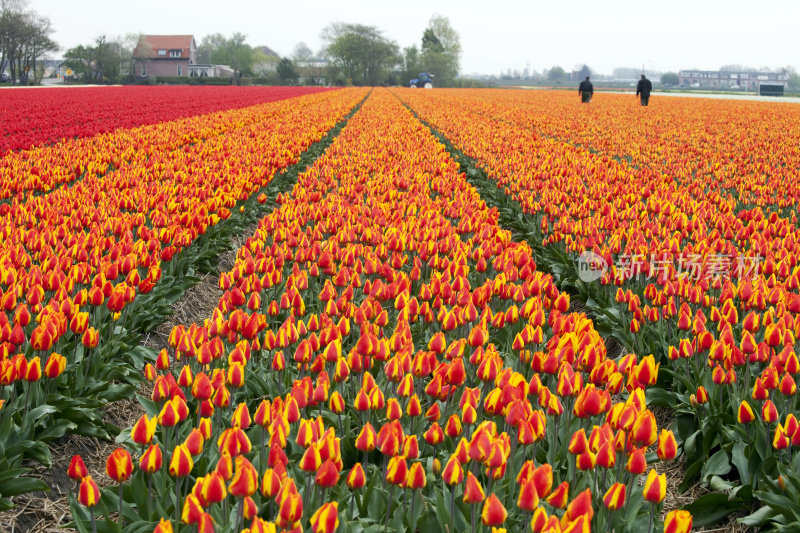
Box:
43, 352, 66, 379
310, 501, 339, 533
643, 469, 667, 503
229, 456, 259, 497
564, 488, 594, 523
346, 463, 366, 490
603, 482, 626, 511
315, 458, 341, 488
664, 509, 693, 533
169, 444, 194, 478
631, 409, 658, 447
481, 493, 508, 527
68, 455, 88, 481
737, 400, 756, 424
405, 462, 427, 490
78, 475, 101, 508
517, 479, 540, 512
277, 489, 303, 528
153, 518, 174, 533
385, 455, 408, 486
442, 455, 464, 485
106, 447, 133, 483
657, 429, 678, 461
545, 481, 569, 509
131, 414, 157, 445
139, 444, 163, 474
463, 472, 486, 504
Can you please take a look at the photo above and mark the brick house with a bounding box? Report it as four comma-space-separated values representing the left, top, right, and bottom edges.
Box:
134, 35, 197, 78
678, 69, 789, 90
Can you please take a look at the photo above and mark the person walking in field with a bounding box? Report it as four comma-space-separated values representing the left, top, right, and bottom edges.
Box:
578, 76, 593, 103
636, 74, 653, 106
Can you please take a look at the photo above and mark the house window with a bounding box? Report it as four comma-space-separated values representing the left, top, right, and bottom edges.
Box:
170, 50, 181, 58
158, 49, 167, 56
177, 65, 182, 76
141, 64, 146, 77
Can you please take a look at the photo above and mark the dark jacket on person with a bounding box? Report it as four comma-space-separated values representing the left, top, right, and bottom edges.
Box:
578, 80, 593, 95
636, 78, 652, 97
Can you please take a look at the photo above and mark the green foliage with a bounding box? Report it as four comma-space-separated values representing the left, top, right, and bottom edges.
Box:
401, 45, 420, 85
661, 72, 679, 86
276, 57, 298, 84
199, 32, 255, 78
64, 35, 122, 83
322, 23, 400, 86
547, 66, 566, 81
419, 15, 461, 87
0, 4, 58, 85
421, 28, 443, 54
152, 76, 231, 85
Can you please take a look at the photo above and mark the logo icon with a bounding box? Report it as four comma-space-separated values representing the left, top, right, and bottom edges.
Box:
577, 251, 608, 283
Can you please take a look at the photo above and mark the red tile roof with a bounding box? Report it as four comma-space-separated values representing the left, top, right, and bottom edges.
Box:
135, 35, 194, 59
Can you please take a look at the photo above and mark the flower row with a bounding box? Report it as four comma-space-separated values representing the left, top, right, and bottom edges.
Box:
394, 88, 800, 529
0, 86, 333, 157
69, 88, 689, 533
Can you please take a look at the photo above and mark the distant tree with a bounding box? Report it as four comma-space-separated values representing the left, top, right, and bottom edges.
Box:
199, 32, 254, 81
660, 72, 678, 86
421, 28, 443, 53
547, 66, 566, 81
116, 33, 143, 81
292, 42, 313, 63
785, 66, 800, 92
197, 33, 225, 64
64, 35, 119, 83
0, 1, 57, 85
419, 14, 460, 86
573, 64, 592, 81
322, 22, 400, 86
402, 45, 420, 82
252, 48, 279, 78
276, 57, 297, 84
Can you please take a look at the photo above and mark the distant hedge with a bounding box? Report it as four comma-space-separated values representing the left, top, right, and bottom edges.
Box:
150, 76, 233, 85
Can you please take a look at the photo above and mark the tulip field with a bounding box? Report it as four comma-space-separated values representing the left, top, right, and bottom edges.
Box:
2, 86, 800, 533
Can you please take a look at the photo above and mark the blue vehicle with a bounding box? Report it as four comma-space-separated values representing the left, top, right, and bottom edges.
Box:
409, 72, 434, 89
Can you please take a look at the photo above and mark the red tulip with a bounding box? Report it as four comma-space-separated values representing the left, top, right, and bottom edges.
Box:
463, 472, 485, 504
68, 455, 88, 481
310, 501, 339, 533
481, 493, 507, 526
106, 447, 133, 483
346, 463, 366, 490
315, 458, 340, 488
643, 469, 666, 503
228, 456, 258, 497
169, 444, 194, 478
78, 475, 100, 508
603, 482, 626, 510
139, 444, 163, 474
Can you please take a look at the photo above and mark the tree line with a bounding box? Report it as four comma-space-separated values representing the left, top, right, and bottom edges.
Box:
321, 15, 461, 86
3, 8, 464, 87
0, 0, 58, 85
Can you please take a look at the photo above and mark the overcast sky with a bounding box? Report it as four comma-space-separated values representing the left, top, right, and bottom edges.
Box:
32, 0, 798, 76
